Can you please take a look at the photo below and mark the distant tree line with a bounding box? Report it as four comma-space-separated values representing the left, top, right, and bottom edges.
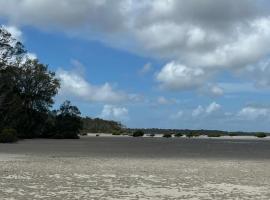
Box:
127, 128, 269, 137
80, 117, 125, 134
0, 26, 82, 142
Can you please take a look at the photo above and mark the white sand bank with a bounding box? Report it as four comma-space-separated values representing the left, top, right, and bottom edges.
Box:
1, 155, 270, 199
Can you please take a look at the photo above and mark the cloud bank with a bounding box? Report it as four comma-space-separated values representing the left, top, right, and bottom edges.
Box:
1, 0, 270, 92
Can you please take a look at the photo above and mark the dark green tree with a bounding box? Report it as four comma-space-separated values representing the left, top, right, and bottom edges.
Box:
54, 101, 82, 139
0, 27, 60, 138
0, 26, 26, 134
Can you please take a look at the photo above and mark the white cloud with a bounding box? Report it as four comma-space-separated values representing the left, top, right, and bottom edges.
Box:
26, 52, 37, 60
56, 60, 143, 104
237, 106, 270, 121
156, 61, 210, 90
57, 68, 130, 104
169, 102, 270, 131
206, 102, 221, 114
192, 105, 204, 117
199, 84, 224, 97
209, 85, 224, 97
192, 102, 221, 117
2, 25, 22, 41
170, 110, 183, 119
1, 25, 37, 62
100, 105, 129, 121
1, 1, 270, 91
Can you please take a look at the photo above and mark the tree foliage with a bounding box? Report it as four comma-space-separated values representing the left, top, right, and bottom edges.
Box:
53, 101, 82, 139
132, 130, 144, 137
0, 128, 18, 143
81, 117, 125, 134
0, 27, 25, 62
0, 26, 80, 140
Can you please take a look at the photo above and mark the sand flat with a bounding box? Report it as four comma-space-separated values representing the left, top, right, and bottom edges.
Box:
1, 136, 270, 199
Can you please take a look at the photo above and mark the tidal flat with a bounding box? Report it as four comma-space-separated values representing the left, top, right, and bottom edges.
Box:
1, 136, 270, 199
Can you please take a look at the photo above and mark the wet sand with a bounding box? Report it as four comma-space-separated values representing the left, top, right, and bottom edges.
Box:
1, 136, 270, 199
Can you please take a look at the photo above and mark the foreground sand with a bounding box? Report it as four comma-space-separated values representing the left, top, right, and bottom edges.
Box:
1, 137, 270, 199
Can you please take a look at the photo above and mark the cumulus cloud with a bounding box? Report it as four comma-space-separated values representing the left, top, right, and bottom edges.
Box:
209, 85, 224, 96
199, 84, 224, 97
169, 102, 270, 131
1, 0, 270, 91
100, 104, 129, 121
156, 61, 210, 90
192, 102, 221, 117
237, 106, 270, 121
170, 110, 184, 119
192, 105, 205, 117
57, 68, 131, 104
206, 102, 221, 114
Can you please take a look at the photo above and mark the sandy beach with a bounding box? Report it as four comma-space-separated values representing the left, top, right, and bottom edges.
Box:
1, 136, 270, 199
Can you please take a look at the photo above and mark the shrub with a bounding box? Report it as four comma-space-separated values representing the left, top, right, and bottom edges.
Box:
0, 128, 18, 143
185, 132, 200, 138
96, 134, 100, 137
207, 133, 221, 137
133, 130, 144, 137
149, 134, 155, 137
112, 131, 122, 136
255, 133, 267, 138
174, 133, 183, 137
163, 133, 172, 138
228, 133, 238, 137
185, 133, 193, 138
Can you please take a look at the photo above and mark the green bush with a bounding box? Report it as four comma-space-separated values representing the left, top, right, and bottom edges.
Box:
185, 132, 200, 138
255, 133, 267, 138
0, 128, 18, 143
207, 133, 222, 137
112, 131, 122, 136
163, 133, 172, 138
174, 133, 183, 137
149, 134, 155, 137
133, 130, 144, 137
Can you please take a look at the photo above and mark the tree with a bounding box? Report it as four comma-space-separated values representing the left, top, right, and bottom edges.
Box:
0, 27, 60, 138
0, 26, 25, 63
80, 117, 125, 134
0, 27, 26, 135
3, 59, 60, 138
1, 26, 85, 141
54, 101, 82, 139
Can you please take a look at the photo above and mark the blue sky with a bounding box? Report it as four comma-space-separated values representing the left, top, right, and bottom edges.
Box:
1, 0, 270, 131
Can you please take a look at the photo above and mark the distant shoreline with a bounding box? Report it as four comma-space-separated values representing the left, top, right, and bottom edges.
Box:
86, 133, 270, 140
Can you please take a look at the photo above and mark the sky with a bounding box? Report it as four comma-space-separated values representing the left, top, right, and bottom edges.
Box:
1, 0, 270, 131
